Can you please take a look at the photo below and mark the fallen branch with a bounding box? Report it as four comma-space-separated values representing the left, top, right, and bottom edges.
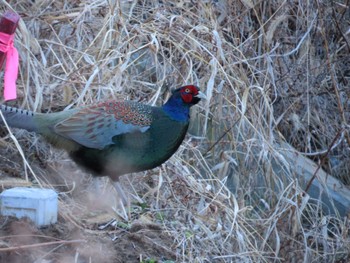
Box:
0, 239, 86, 252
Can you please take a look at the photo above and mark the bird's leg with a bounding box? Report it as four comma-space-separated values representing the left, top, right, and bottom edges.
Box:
111, 180, 130, 220
112, 180, 128, 204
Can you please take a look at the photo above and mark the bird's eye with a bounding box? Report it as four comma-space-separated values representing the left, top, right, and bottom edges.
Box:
185, 88, 191, 93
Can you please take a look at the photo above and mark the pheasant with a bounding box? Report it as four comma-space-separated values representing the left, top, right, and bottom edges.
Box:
0, 85, 205, 201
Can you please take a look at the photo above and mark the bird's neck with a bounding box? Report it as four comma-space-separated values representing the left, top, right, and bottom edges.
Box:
162, 96, 190, 122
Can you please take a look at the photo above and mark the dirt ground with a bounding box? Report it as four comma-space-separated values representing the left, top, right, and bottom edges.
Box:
0, 215, 176, 263
0, 140, 177, 263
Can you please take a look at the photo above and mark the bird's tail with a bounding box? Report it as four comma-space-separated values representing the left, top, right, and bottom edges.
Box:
0, 105, 37, 132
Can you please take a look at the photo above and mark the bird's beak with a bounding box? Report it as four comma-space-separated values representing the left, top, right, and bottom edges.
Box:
195, 91, 207, 100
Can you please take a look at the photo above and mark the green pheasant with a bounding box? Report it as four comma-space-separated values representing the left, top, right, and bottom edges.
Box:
0, 85, 205, 194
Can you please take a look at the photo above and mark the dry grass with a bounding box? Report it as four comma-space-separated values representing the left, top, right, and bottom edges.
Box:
0, 0, 350, 262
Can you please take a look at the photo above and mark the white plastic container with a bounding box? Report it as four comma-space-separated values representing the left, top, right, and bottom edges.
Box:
0, 187, 58, 226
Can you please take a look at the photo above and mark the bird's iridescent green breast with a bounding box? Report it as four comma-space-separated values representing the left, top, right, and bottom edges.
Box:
69, 107, 189, 179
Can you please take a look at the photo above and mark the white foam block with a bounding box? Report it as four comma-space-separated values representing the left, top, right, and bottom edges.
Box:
0, 187, 58, 226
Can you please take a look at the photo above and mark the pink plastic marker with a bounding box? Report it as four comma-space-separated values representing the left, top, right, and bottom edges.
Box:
0, 11, 20, 101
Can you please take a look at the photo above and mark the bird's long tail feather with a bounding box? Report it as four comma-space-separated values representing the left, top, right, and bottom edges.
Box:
0, 105, 37, 132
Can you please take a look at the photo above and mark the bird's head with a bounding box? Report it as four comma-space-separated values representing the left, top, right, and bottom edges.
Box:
163, 85, 206, 121
172, 85, 206, 106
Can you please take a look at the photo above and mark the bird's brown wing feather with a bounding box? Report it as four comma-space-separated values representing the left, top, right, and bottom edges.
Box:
53, 101, 152, 150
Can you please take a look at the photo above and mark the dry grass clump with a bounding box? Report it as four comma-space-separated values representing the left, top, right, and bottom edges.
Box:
0, 0, 350, 262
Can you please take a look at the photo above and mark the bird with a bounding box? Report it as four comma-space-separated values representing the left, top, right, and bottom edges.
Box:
0, 85, 205, 203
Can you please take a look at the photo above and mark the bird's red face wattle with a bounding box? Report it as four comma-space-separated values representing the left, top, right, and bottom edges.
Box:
180, 85, 200, 104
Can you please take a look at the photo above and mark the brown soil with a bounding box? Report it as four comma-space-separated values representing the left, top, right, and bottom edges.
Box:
0, 141, 176, 263
0, 215, 176, 263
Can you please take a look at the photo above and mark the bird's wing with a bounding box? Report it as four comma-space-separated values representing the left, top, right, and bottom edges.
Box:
53, 101, 152, 150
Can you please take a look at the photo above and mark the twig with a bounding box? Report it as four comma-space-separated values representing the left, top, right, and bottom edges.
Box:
304, 129, 343, 193
0, 239, 86, 252
321, 24, 350, 147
